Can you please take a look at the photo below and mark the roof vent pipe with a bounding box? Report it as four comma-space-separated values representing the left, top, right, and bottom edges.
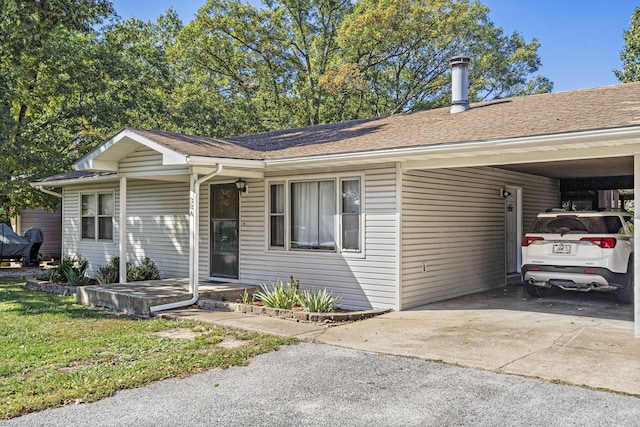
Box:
449, 55, 471, 114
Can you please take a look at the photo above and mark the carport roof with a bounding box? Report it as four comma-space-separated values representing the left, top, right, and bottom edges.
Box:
123, 81, 640, 162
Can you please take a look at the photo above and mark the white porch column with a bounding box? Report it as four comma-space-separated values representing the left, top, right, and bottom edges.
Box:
635, 155, 640, 337
119, 176, 127, 284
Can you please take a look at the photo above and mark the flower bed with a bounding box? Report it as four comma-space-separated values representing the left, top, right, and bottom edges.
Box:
197, 299, 391, 324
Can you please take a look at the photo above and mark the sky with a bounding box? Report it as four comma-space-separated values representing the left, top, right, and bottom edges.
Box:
111, 0, 639, 93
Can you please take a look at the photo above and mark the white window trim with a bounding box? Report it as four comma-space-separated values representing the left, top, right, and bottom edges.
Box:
265, 173, 365, 257
80, 191, 115, 242
268, 181, 286, 251
339, 176, 363, 254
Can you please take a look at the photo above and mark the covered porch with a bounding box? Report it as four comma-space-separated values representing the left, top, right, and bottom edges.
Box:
75, 278, 257, 317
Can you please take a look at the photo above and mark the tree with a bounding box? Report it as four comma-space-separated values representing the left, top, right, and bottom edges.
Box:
0, 0, 115, 222
174, 0, 352, 130
328, 0, 552, 116
615, 6, 640, 83
0, 4, 190, 222
80, 10, 185, 138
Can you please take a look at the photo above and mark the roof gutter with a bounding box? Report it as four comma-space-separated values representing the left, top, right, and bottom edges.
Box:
31, 174, 118, 188
185, 155, 264, 169
33, 185, 63, 199
150, 164, 223, 313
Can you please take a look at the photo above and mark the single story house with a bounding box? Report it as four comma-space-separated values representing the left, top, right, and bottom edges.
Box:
35, 61, 640, 335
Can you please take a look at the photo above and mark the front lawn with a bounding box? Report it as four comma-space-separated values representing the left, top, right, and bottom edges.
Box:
0, 279, 295, 420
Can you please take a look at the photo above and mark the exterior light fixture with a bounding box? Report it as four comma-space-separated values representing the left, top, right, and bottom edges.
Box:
235, 178, 247, 193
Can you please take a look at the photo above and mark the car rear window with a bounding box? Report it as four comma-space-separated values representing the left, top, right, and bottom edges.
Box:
529, 215, 624, 234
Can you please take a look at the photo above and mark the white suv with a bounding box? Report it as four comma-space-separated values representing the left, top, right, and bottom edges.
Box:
521, 210, 634, 304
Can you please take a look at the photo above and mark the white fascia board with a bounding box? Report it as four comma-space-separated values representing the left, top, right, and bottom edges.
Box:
403, 143, 638, 171
184, 155, 264, 169
264, 126, 640, 168
33, 175, 119, 188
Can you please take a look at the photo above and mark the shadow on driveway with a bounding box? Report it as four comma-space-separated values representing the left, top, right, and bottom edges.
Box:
416, 284, 633, 322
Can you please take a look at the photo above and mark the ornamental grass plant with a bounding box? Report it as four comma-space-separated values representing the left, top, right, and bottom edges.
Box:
255, 276, 340, 313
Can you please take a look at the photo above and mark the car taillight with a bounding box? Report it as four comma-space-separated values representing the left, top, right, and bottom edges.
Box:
580, 237, 617, 248
522, 236, 543, 247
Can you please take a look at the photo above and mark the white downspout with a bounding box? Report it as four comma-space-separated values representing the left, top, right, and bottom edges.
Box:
150, 164, 223, 313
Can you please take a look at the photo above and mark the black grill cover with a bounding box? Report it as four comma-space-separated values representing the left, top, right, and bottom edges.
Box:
24, 227, 44, 244
0, 224, 29, 258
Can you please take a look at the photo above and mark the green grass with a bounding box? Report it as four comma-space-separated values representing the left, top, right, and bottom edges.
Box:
0, 279, 296, 420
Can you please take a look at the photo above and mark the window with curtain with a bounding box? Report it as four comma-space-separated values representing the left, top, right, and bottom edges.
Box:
81, 192, 114, 241
268, 177, 362, 252
290, 180, 336, 250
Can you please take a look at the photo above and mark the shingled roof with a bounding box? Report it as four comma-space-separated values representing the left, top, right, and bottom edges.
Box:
126, 82, 640, 162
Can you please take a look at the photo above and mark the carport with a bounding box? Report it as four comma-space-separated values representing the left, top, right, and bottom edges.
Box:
400, 135, 640, 336
500, 155, 636, 329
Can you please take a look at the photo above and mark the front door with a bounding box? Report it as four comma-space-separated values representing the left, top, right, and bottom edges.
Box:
210, 184, 239, 279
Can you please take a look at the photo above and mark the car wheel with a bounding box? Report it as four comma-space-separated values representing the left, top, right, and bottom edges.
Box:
616, 260, 634, 304
525, 283, 552, 298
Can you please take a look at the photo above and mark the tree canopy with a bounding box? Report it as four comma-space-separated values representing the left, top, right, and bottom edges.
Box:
0, 0, 114, 220
177, 0, 551, 129
616, 6, 640, 83
0, 0, 552, 221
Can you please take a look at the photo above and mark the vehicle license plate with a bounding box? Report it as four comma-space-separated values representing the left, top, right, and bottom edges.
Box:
552, 243, 571, 254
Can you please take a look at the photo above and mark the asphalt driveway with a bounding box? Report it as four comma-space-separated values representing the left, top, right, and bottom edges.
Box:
3, 343, 640, 427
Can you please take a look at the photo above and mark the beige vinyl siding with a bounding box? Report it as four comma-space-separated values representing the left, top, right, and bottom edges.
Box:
119, 145, 186, 176
401, 166, 559, 309
62, 180, 189, 278
62, 183, 120, 276
16, 205, 62, 258
232, 166, 399, 310
125, 180, 189, 278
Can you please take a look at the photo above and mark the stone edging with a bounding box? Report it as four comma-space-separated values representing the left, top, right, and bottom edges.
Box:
197, 299, 391, 323
0, 267, 47, 280
25, 278, 77, 296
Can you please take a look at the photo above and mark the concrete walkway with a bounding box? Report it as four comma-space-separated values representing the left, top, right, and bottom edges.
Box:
160, 286, 640, 397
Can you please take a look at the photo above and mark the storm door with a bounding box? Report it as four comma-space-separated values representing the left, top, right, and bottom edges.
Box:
210, 184, 239, 278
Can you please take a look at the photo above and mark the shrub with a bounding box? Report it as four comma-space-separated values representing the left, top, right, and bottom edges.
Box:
300, 288, 340, 313
96, 257, 120, 285
48, 255, 88, 284
128, 257, 160, 282
96, 257, 161, 285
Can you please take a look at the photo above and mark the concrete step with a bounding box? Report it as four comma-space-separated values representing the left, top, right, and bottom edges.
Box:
75, 281, 259, 317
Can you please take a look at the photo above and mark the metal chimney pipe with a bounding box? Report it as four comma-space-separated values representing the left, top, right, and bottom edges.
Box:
449, 56, 471, 114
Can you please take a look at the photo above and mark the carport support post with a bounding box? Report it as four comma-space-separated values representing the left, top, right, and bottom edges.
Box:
119, 177, 127, 284
635, 155, 640, 337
